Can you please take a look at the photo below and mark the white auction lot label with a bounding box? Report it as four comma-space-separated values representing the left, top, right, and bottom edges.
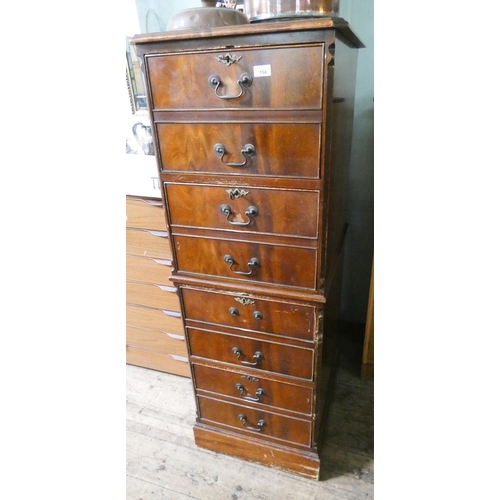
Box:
253, 64, 272, 77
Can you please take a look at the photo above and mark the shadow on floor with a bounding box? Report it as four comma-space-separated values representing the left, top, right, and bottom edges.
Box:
319, 322, 374, 482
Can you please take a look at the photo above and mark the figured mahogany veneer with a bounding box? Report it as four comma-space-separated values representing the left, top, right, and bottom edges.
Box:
197, 396, 312, 447
157, 122, 321, 178
192, 363, 313, 415
187, 327, 314, 380
166, 183, 320, 237
173, 234, 317, 289
182, 287, 315, 341
132, 17, 362, 479
147, 45, 324, 110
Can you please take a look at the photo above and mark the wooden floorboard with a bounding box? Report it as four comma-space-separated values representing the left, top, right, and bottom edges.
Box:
126, 330, 374, 499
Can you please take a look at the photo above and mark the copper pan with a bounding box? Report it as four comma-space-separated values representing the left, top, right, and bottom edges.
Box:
243, 0, 339, 22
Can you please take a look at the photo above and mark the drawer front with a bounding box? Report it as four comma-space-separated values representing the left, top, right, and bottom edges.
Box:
197, 396, 311, 447
147, 45, 323, 110
126, 281, 180, 312
181, 288, 315, 342
126, 229, 172, 259
173, 235, 317, 290
157, 123, 320, 179
126, 198, 165, 230
187, 327, 314, 380
193, 364, 313, 415
126, 325, 186, 356
126, 304, 184, 336
126, 346, 190, 377
126, 254, 172, 285
166, 184, 319, 238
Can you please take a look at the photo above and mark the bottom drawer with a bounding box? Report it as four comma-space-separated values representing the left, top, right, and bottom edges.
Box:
126, 345, 190, 377
197, 396, 311, 447
126, 325, 187, 357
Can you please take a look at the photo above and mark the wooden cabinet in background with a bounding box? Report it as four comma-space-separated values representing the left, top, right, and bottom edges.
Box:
132, 17, 363, 480
126, 196, 190, 377
361, 260, 374, 380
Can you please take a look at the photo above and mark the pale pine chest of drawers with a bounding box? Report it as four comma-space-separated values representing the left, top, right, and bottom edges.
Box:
132, 17, 363, 480
126, 196, 190, 377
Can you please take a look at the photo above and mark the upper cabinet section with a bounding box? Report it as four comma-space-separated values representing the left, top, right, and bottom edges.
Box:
146, 45, 324, 111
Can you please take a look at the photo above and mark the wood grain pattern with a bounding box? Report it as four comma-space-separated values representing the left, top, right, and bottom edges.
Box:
131, 16, 364, 48
157, 123, 321, 178
126, 281, 180, 312
131, 18, 362, 478
126, 304, 184, 336
197, 396, 312, 447
126, 325, 187, 356
126, 228, 172, 260
126, 254, 172, 285
172, 234, 317, 290
126, 197, 165, 230
126, 346, 190, 377
192, 363, 313, 415
187, 327, 314, 380
165, 183, 320, 237
126, 337, 374, 492
181, 286, 316, 342
126, 196, 187, 377
147, 45, 323, 110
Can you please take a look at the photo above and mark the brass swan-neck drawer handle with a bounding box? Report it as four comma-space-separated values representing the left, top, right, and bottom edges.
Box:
235, 383, 266, 403
208, 73, 253, 100
220, 204, 259, 226
214, 143, 256, 167
224, 254, 260, 275
238, 414, 266, 432
232, 347, 263, 366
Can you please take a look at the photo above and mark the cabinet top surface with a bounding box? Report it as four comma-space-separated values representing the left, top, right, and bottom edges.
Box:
130, 16, 363, 48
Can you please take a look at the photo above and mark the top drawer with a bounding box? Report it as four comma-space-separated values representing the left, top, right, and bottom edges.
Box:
147, 45, 324, 111
126, 198, 165, 230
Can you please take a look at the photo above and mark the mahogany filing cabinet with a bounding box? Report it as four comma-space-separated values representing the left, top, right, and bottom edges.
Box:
132, 17, 363, 480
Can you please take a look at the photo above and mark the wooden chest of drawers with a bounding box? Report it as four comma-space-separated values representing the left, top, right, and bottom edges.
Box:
126, 196, 190, 377
132, 17, 362, 479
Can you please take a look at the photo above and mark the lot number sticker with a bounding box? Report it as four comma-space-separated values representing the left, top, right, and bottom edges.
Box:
253, 64, 272, 77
